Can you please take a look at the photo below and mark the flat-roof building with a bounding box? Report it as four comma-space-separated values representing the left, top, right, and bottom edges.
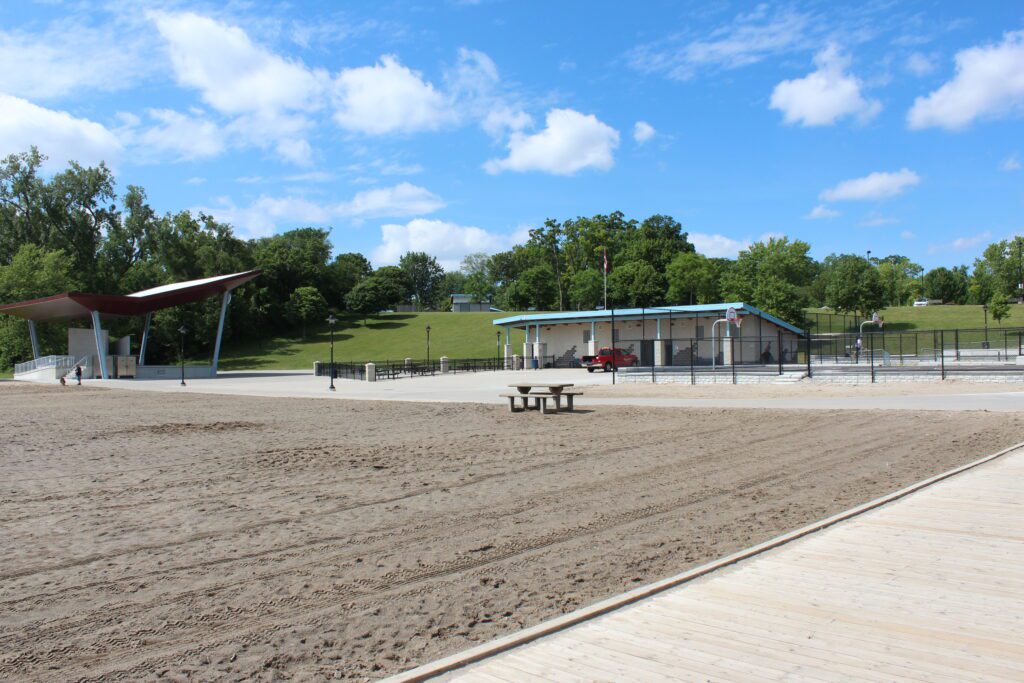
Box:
493, 303, 804, 368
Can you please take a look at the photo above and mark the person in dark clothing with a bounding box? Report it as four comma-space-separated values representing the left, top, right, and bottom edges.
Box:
74, 365, 82, 385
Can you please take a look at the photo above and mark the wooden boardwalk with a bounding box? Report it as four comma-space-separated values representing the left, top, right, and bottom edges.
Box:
388, 445, 1024, 682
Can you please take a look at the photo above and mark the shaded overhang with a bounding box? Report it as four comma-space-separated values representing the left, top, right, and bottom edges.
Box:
0, 270, 261, 322
492, 302, 804, 335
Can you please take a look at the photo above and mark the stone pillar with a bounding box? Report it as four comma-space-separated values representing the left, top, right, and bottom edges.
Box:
513, 354, 522, 370
654, 341, 665, 366
522, 342, 533, 362
365, 362, 376, 382
440, 356, 449, 373
404, 357, 413, 372
503, 344, 513, 369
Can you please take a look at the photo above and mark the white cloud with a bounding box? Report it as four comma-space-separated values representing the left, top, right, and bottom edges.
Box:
152, 12, 327, 116
900, 230, 916, 240
860, 214, 899, 227
928, 231, 992, 254
284, 171, 335, 183
905, 52, 937, 77
124, 109, 225, 161
333, 55, 451, 134
0, 94, 122, 171
484, 108, 619, 175
196, 183, 444, 238
770, 44, 881, 126
1001, 154, 1021, 171
336, 182, 445, 219
372, 218, 516, 270
633, 121, 656, 144
185, 176, 206, 185
820, 168, 920, 201
151, 11, 327, 164
908, 31, 1024, 130
482, 106, 533, 139
0, 20, 149, 100
805, 204, 839, 220
628, 7, 812, 81
689, 232, 750, 258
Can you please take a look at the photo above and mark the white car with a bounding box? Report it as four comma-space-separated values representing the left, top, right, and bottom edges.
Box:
913, 299, 929, 307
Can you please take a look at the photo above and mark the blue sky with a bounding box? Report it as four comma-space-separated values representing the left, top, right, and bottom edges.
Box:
1, 1, 1022, 270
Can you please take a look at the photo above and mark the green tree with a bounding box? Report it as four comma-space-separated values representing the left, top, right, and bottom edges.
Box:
0, 244, 78, 368
345, 276, 400, 321
371, 266, 411, 305
721, 237, 814, 325
823, 254, 885, 318
619, 214, 695, 274
324, 252, 371, 310
665, 252, 716, 305
568, 269, 604, 310
923, 266, 969, 303
609, 260, 665, 307
399, 251, 445, 309
876, 255, 922, 307
285, 287, 328, 340
989, 297, 1010, 325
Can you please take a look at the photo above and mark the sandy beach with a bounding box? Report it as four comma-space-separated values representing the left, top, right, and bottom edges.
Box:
2, 381, 1022, 681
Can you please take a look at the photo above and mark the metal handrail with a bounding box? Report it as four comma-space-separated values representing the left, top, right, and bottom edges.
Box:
14, 355, 77, 375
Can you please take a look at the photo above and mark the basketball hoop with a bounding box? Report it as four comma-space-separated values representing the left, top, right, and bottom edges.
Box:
726, 306, 738, 323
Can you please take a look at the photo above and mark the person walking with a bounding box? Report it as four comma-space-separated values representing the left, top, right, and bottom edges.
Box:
74, 364, 82, 386
854, 337, 862, 364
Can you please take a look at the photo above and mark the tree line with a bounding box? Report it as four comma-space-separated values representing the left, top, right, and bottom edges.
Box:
1, 148, 1021, 368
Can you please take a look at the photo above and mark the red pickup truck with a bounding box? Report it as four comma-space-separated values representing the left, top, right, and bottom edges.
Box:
581, 347, 638, 372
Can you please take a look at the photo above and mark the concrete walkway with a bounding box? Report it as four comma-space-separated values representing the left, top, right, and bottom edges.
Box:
387, 444, 1024, 682
86, 369, 1024, 412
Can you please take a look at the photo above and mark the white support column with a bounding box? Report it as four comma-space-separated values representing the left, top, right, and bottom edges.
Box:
90, 310, 109, 380
211, 291, 232, 375
27, 320, 41, 359
138, 312, 153, 366
588, 321, 598, 356
654, 317, 665, 366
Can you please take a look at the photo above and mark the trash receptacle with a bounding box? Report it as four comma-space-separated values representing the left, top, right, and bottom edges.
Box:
531, 357, 539, 370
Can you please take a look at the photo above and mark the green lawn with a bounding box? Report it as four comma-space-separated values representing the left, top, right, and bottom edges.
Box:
806, 304, 1024, 333
220, 311, 529, 370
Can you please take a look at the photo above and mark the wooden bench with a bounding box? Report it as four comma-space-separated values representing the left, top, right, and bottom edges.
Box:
499, 390, 583, 414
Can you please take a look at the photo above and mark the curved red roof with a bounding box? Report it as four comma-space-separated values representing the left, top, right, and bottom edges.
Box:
0, 270, 261, 321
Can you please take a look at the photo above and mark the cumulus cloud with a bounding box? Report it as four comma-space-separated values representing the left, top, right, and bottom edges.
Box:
152, 12, 327, 116
689, 232, 750, 258
770, 44, 881, 126
372, 218, 516, 270
121, 109, 225, 162
805, 204, 839, 220
928, 231, 992, 254
333, 55, 451, 134
196, 183, 444, 237
908, 31, 1024, 130
633, 121, 656, 144
0, 94, 122, 171
820, 169, 920, 201
483, 108, 619, 175
336, 182, 445, 218
1001, 154, 1021, 171
151, 11, 327, 164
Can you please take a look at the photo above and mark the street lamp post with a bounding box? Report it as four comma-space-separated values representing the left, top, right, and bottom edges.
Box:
426, 325, 431, 367
327, 314, 337, 391
178, 325, 187, 386
496, 330, 501, 358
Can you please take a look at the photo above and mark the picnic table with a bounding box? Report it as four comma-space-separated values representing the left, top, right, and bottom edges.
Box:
501, 382, 580, 414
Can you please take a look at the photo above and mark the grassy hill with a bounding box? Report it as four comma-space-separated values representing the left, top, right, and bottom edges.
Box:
220, 311, 528, 370
806, 304, 1024, 333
